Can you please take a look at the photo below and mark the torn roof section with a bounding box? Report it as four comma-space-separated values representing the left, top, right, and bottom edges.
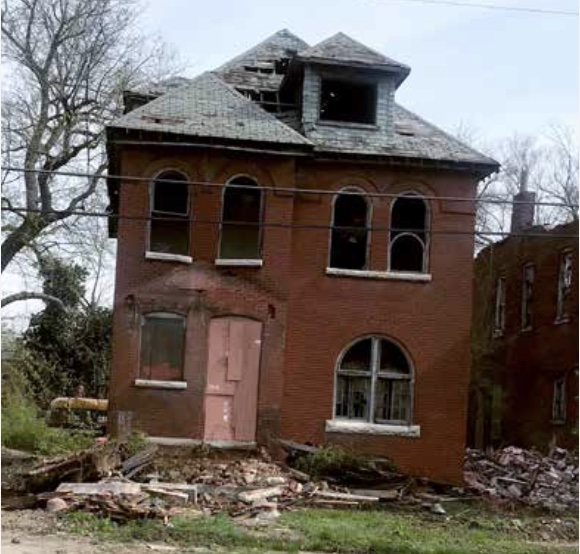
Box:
108, 29, 498, 171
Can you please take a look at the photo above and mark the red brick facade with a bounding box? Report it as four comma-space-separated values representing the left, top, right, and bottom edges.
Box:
469, 221, 579, 451
107, 144, 484, 484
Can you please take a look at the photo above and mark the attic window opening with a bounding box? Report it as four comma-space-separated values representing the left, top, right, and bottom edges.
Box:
320, 79, 377, 125
329, 189, 369, 270
149, 171, 190, 256
219, 176, 263, 260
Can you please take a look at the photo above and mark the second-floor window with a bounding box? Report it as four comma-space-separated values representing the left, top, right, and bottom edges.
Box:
329, 188, 370, 270
552, 376, 566, 422
320, 79, 377, 124
389, 193, 429, 273
556, 251, 573, 322
149, 171, 190, 256
493, 277, 506, 336
219, 176, 262, 260
521, 263, 535, 330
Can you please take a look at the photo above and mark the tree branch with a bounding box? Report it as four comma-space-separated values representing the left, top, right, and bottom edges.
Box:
1, 291, 66, 310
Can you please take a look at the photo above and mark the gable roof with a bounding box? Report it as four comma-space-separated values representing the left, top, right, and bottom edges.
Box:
109, 71, 311, 147
215, 29, 310, 91
297, 32, 409, 71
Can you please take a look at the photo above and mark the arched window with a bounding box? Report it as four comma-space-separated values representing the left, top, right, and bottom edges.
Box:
329, 189, 369, 270
335, 336, 413, 424
219, 176, 262, 260
149, 171, 190, 256
140, 312, 185, 382
389, 193, 429, 273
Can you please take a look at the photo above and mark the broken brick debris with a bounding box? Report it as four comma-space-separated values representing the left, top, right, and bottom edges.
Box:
464, 446, 578, 512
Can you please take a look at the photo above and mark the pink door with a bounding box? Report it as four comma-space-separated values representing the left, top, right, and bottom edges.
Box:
204, 317, 262, 442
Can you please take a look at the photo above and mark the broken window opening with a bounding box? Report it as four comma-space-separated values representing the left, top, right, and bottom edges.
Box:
320, 79, 377, 124
493, 277, 506, 336
219, 176, 262, 260
150, 171, 190, 256
389, 194, 429, 273
329, 190, 369, 270
556, 251, 573, 322
521, 263, 534, 330
335, 337, 413, 425
140, 312, 185, 381
552, 377, 566, 422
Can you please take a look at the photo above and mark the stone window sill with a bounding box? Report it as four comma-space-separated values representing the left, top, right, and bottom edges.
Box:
554, 317, 570, 326
145, 251, 192, 264
326, 267, 431, 282
325, 419, 421, 437
134, 379, 187, 390
550, 419, 566, 426
215, 259, 263, 267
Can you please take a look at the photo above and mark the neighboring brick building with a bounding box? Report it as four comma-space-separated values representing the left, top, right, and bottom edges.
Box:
106, 30, 497, 484
469, 199, 578, 451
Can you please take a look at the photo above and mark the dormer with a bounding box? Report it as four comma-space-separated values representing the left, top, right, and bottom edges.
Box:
281, 33, 410, 146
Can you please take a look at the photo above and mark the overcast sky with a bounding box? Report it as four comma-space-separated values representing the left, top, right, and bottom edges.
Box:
141, 0, 578, 143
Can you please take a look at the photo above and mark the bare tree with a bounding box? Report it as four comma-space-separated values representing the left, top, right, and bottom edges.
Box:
1, 0, 178, 286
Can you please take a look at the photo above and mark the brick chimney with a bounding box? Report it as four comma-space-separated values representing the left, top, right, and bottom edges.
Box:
510, 168, 536, 233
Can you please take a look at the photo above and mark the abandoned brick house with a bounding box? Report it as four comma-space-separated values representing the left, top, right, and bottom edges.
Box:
106, 29, 498, 484
469, 191, 578, 452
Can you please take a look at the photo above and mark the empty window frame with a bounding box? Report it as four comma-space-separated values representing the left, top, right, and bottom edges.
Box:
493, 277, 506, 336
219, 176, 263, 260
552, 376, 566, 422
319, 79, 377, 124
389, 194, 429, 273
556, 251, 573, 322
335, 337, 413, 425
521, 263, 535, 330
329, 189, 370, 270
149, 171, 190, 256
140, 313, 185, 381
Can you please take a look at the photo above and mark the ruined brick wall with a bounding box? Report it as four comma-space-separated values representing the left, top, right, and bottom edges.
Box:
108, 143, 481, 484
470, 221, 579, 451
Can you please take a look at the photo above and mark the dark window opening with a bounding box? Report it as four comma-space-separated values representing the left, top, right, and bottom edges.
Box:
389, 195, 428, 273
521, 264, 534, 329
320, 79, 377, 124
220, 177, 262, 259
552, 377, 566, 422
150, 171, 189, 256
335, 337, 413, 425
330, 192, 368, 270
140, 313, 185, 381
556, 251, 573, 321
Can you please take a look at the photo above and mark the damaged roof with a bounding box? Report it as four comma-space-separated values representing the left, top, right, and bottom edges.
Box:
109, 29, 497, 169
109, 71, 311, 147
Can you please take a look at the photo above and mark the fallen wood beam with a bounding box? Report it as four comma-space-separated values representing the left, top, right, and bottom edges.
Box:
278, 439, 318, 454
50, 397, 108, 412
314, 490, 379, 502
56, 481, 142, 496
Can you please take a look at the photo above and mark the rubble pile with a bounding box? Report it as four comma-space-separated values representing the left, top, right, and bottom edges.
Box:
464, 446, 578, 512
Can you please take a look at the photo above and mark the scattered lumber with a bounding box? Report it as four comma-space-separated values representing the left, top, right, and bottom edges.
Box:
122, 444, 158, 478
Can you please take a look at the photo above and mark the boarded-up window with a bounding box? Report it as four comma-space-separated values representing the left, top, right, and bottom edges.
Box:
556, 251, 573, 322
219, 177, 262, 259
335, 337, 413, 425
330, 190, 369, 270
140, 313, 185, 381
389, 194, 429, 273
521, 263, 534, 330
150, 171, 190, 256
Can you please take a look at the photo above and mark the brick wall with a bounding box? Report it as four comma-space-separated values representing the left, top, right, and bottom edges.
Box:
108, 143, 481, 484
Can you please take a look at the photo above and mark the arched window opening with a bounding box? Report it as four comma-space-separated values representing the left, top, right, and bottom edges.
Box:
150, 171, 190, 256
389, 194, 429, 273
335, 337, 413, 425
330, 190, 369, 270
219, 176, 262, 260
140, 313, 185, 381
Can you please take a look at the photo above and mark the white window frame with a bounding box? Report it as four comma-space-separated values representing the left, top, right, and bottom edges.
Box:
328, 186, 372, 271
552, 377, 566, 423
148, 169, 191, 258
493, 276, 506, 337
217, 174, 264, 262
332, 336, 415, 427
521, 263, 535, 331
556, 250, 573, 323
388, 192, 430, 274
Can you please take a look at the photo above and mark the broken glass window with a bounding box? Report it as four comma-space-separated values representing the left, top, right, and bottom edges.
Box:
320, 79, 377, 124
556, 251, 573, 321
389, 194, 428, 272
521, 264, 534, 330
140, 313, 185, 381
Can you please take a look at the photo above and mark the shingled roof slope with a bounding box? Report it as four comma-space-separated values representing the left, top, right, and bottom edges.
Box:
215, 29, 309, 91
298, 32, 408, 70
109, 71, 311, 147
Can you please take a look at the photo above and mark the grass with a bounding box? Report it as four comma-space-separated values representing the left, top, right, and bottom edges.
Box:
1, 391, 94, 455
63, 506, 578, 554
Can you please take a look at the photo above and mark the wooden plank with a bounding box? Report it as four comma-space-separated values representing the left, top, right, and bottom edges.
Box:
56, 481, 142, 496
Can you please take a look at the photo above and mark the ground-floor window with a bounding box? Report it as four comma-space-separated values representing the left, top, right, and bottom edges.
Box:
140, 312, 185, 381
335, 336, 413, 425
